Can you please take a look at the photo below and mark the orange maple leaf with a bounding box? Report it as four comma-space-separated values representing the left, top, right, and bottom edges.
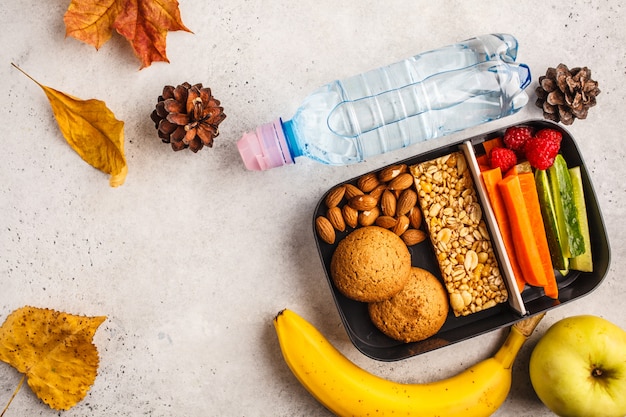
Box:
63, 0, 192, 69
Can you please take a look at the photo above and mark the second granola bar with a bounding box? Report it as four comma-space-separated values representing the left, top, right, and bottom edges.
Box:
410, 152, 508, 317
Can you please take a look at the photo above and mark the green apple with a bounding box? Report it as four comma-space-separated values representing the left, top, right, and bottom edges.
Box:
529, 315, 626, 417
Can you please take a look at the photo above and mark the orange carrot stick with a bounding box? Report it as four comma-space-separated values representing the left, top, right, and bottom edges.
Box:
482, 137, 504, 155
504, 161, 532, 177
476, 155, 490, 171
517, 173, 558, 299
497, 175, 549, 288
476, 138, 504, 172
481, 168, 526, 292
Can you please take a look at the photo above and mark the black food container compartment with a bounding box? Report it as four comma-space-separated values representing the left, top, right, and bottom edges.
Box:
312, 119, 610, 361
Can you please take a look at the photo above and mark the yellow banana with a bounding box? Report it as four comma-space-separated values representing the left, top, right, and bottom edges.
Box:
274, 309, 544, 417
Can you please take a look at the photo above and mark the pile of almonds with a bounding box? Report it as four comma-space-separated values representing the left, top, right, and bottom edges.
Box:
315, 164, 427, 247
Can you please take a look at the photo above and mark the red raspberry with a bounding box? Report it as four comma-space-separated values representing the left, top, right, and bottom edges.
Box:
489, 147, 517, 173
534, 128, 563, 147
524, 137, 560, 170
503, 126, 533, 154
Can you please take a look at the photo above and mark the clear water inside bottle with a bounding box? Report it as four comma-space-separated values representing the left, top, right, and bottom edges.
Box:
338, 33, 518, 99
287, 61, 530, 165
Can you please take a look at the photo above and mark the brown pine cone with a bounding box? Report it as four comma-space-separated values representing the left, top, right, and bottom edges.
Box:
535, 64, 600, 125
150, 82, 226, 152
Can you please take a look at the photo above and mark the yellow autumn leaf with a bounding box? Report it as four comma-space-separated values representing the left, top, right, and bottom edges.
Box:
0, 306, 106, 411
12, 64, 127, 187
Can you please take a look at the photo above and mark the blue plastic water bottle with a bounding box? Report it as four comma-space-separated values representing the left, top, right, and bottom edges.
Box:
238, 34, 530, 171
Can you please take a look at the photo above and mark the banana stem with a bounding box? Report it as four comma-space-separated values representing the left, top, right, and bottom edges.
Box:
494, 313, 545, 369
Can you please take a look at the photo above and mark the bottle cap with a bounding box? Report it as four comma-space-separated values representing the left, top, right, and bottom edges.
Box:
237, 118, 294, 171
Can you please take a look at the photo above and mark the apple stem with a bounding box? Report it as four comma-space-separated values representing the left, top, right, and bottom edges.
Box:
592, 368, 603, 377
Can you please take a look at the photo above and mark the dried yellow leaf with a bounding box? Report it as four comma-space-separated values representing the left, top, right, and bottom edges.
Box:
12, 64, 128, 187
0, 306, 106, 411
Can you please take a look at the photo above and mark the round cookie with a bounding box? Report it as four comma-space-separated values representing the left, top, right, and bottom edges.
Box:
368, 267, 449, 343
330, 226, 411, 302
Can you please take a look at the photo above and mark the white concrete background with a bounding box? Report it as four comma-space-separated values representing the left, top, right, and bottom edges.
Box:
1, 1, 624, 416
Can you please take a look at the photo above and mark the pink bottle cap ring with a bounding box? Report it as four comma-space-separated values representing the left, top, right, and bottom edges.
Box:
237, 118, 294, 171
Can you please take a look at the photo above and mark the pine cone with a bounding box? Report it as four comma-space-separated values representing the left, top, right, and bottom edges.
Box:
150, 82, 226, 152
535, 64, 600, 125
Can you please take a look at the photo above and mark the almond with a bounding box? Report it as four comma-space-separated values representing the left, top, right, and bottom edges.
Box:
375, 215, 397, 229
357, 173, 380, 193
408, 207, 423, 229
396, 189, 418, 216
358, 206, 380, 226
380, 190, 397, 217
326, 206, 346, 232
348, 194, 378, 211
378, 164, 407, 183
400, 228, 427, 246
324, 185, 346, 208
368, 184, 387, 202
388, 172, 414, 191
342, 205, 359, 229
392, 214, 410, 236
344, 183, 364, 199
315, 216, 335, 244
